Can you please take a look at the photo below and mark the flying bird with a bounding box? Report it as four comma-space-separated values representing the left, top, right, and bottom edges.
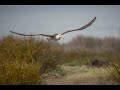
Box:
10, 17, 96, 41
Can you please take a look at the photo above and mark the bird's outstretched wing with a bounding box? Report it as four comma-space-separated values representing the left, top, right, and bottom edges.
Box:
9, 31, 53, 37
61, 17, 96, 35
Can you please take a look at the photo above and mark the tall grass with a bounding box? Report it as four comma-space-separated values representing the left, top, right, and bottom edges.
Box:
0, 61, 42, 85
106, 56, 120, 84
0, 35, 64, 84
0, 34, 120, 84
62, 36, 120, 65
63, 35, 120, 84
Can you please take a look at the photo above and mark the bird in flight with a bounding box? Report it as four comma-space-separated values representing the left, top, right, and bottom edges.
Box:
10, 17, 96, 41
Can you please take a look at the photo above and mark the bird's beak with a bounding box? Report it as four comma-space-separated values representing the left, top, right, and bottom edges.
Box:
61, 35, 64, 39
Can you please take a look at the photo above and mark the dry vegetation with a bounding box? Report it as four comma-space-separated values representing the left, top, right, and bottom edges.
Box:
44, 65, 114, 85
0, 35, 120, 85
0, 35, 63, 85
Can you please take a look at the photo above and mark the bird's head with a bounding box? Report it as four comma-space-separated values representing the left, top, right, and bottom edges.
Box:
56, 34, 64, 40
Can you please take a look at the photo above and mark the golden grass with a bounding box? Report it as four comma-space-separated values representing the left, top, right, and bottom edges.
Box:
44, 35, 120, 85
44, 65, 114, 85
0, 61, 42, 85
0, 35, 63, 85
106, 57, 120, 85
0, 34, 120, 85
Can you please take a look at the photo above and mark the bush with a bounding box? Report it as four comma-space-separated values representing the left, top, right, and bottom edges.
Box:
0, 35, 64, 84
0, 61, 42, 85
106, 57, 120, 84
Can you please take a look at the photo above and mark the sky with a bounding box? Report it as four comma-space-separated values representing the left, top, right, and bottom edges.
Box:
0, 5, 120, 43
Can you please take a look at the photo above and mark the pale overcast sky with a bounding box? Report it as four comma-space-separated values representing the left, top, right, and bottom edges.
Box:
0, 5, 120, 43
